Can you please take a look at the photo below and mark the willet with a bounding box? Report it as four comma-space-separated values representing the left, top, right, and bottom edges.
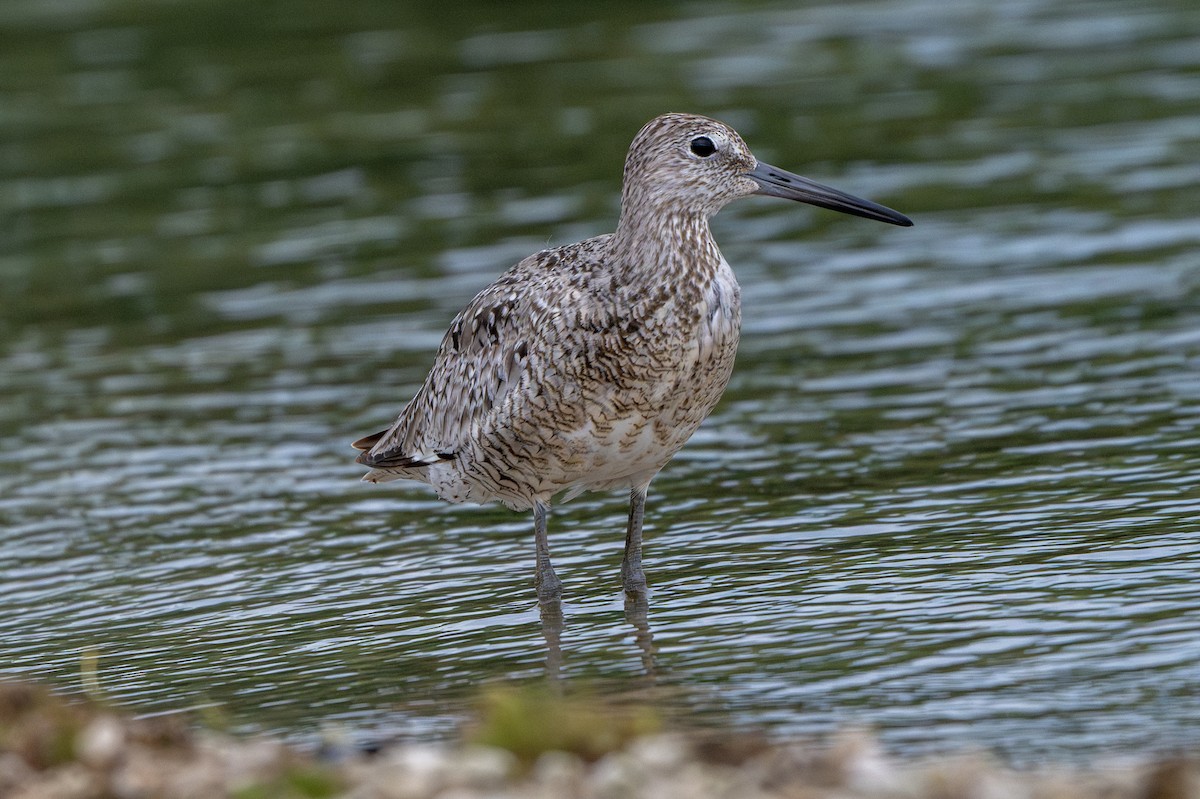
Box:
353, 112, 911, 603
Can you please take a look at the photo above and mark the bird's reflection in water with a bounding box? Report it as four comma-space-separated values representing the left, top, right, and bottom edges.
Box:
624, 589, 657, 676
536, 589, 658, 682
538, 598, 564, 682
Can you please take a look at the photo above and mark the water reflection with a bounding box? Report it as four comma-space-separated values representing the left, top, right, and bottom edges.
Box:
539, 599, 564, 683
624, 590, 658, 678
538, 588, 657, 685
2, 0, 1200, 766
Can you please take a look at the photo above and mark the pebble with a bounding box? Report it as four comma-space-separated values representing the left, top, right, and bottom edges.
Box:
0, 681, 1197, 799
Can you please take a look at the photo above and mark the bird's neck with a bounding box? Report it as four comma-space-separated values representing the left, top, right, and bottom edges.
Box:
612, 206, 722, 281
610, 207, 727, 322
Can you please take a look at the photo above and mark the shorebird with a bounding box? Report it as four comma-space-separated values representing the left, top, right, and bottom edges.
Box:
353, 113, 911, 603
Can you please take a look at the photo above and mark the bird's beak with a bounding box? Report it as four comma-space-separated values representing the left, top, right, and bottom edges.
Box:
747, 161, 912, 227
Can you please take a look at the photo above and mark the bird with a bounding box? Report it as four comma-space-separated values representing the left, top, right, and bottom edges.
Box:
353, 112, 911, 603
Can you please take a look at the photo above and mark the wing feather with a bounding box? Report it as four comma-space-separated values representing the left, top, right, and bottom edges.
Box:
354, 244, 583, 471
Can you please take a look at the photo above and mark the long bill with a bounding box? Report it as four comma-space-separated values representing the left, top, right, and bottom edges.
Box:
747, 161, 913, 227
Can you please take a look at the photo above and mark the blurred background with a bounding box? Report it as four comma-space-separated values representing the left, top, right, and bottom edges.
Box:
2, 0, 1199, 763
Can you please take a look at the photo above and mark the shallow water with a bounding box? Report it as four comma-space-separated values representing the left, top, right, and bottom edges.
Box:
2, 0, 1200, 764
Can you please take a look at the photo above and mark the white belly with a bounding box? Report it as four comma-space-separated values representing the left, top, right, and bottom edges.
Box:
557, 266, 742, 500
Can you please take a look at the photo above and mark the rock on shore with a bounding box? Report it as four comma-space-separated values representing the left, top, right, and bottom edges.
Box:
1, 680, 1196, 799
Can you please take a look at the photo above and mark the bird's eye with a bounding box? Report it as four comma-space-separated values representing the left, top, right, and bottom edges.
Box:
690, 136, 717, 158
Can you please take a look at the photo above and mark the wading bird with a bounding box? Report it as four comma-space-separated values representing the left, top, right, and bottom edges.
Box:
353, 113, 911, 603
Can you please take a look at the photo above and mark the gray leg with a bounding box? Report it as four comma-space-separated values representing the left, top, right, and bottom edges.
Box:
620, 485, 648, 594
534, 500, 562, 602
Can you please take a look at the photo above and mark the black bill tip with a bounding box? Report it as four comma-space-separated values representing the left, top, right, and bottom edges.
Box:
748, 161, 912, 227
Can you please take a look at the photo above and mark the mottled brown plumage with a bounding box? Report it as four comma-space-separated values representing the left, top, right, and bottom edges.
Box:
354, 113, 911, 602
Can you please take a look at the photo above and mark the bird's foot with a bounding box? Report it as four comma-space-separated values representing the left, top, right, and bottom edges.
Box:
536, 565, 563, 604
620, 561, 648, 596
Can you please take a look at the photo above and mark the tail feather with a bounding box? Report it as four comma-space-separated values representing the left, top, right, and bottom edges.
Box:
361, 469, 408, 484
351, 430, 387, 451
354, 443, 456, 470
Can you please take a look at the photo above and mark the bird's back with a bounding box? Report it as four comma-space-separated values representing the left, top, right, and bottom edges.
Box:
357, 230, 741, 510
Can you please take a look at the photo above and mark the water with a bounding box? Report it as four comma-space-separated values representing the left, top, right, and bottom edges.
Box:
3, 0, 1200, 765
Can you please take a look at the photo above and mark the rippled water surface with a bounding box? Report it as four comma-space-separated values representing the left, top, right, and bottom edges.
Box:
3, 0, 1200, 764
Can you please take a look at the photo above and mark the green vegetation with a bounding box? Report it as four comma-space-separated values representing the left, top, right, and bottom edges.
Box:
470, 685, 661, 764
233, 765, 343, 799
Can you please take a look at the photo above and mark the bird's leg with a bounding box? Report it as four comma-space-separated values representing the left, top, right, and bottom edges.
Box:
533, 501, 562, 602
621, 485, 649, 594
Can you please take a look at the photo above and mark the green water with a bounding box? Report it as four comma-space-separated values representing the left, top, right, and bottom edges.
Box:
2, 0, 1199, 763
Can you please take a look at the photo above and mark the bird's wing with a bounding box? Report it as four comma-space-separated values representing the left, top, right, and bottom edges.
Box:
355, 243, 597, 470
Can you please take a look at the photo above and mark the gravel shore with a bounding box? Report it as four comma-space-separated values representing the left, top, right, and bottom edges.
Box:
2, 680, 1196, 799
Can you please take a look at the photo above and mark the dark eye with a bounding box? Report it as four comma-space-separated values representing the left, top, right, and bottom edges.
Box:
690, 136, 717, 158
